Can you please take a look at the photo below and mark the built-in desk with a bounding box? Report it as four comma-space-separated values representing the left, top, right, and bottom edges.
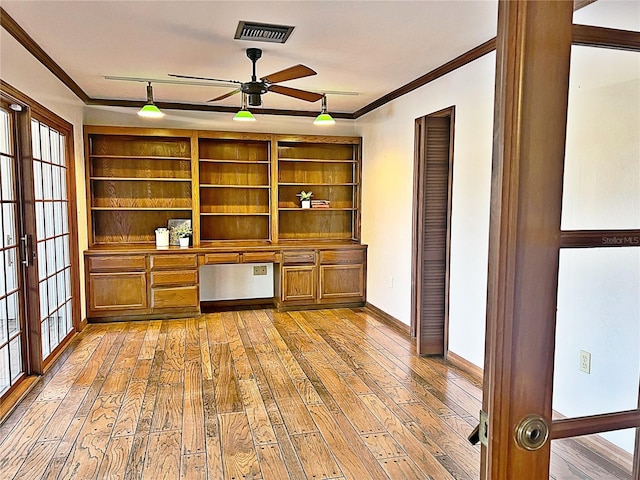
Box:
84, 243, 367, 321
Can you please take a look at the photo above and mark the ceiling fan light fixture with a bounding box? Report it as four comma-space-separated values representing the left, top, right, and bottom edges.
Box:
138, 82, 164, 118
233, 93, 256, 122
314, 96, 335, 126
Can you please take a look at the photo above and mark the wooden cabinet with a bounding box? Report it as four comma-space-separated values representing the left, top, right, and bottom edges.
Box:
318, 248, 366, 304
149, 253, 199, 313
280, 266, 317, 303
85, 127, 193, 245
84, 126, 367, 317
277, 246, 366, 309
86, 251, 199, 320
86, 254, 148, 317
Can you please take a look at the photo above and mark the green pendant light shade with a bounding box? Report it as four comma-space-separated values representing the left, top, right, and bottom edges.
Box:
314, 95, 335, 125
233, 93, 256, 122
138, 82, 164, 118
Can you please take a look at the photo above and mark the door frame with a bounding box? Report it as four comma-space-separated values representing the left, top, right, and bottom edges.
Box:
483, 1, 640, 478
0, 81, 82, 375
411, 106, 455, 355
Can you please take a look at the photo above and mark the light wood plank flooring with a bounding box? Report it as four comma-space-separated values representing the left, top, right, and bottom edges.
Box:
0, 308, 632, 479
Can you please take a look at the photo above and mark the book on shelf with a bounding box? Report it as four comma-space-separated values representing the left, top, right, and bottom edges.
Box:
311, 199, 330, 208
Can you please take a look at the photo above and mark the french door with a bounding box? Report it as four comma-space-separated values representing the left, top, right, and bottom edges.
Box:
0, 100, 26, 398
482, 1, 639, 479
0, 84, 79, 406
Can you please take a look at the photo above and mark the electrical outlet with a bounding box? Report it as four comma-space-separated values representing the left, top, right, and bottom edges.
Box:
389, 276, 394, 288
579, 350, 591, 374
253, 265, 267, 276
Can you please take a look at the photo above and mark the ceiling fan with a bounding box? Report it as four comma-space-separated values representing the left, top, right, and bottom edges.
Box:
169, 48, 324, 107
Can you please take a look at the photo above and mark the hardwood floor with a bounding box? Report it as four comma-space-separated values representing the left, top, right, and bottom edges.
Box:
0, 308, 632, 479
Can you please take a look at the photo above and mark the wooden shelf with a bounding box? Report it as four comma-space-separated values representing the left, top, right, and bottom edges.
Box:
86, 129, 193, 246
199, 158, 270, 164
278, 208, 356, 212
85, 128, 361, 246
92, 207, 192, 211
279, 158, 357, 163
91, 177, 191, 182
89, 155, 190, 161
200, 184, 270, 189
278, 182, 357, 186
201, 212, 270, 216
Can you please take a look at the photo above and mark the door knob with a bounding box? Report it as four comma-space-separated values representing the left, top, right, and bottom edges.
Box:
515, 414, 549, 451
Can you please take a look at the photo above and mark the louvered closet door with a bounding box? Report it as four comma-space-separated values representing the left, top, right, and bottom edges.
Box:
416, 115, 452, 355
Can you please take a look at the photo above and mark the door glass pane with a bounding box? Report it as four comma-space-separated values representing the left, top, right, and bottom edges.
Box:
554, 248, 640, 416
1, 155, 15, 201
573, 0, 639, 31
0, 297, 7, 344
0, 346, 9, 394
7, 292, 19, 337
31, 119, 73, 360
2, 203, 16, 247
562, 46, 639, 230
0, 105, 24, 395
9, 336, 21, 382
550, 429, 635, 480
0, 110, 9, 155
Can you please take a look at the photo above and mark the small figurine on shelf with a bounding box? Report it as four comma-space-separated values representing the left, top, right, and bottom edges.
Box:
296, 191, 313, 209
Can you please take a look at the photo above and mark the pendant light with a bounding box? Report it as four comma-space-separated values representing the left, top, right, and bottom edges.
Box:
138, 82, 164, 118
313, 95, 335, 125
233, 93, 256, 122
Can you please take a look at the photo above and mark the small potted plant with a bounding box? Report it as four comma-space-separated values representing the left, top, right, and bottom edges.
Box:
172, 223, 192, 247
297, 191, 313, 209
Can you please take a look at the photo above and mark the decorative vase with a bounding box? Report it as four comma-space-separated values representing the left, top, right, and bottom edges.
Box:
155, 228, 169, 248
301, 200, 311, 209
179, 237, 190, 247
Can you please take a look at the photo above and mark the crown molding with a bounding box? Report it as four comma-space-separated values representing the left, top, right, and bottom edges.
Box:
3, 4, 638, 120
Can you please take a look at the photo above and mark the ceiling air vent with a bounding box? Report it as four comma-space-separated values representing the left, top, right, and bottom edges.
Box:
234, 21, 295, 44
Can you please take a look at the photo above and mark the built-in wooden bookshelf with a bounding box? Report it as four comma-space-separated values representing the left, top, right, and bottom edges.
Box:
276, 136, 361, 241
198, 133, 271, 242
85, 127, 362, 246
85, 128, 192, 245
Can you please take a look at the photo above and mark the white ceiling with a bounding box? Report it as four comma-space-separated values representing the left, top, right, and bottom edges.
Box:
1, 0, 501, 114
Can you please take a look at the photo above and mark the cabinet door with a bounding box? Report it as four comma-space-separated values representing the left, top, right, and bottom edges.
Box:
151, 285, 199, 310
319, 264, 365, 304
88, 272, 148, 315
281, 266, 316, 303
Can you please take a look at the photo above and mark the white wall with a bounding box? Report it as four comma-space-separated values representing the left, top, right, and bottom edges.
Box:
554, 46, 640, 453
356, 53, 496, 369
1, 30, 87, 319
356, 40, 639, 454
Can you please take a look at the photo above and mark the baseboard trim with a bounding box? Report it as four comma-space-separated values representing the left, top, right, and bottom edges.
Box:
446, 350, 484, 384
363, 302, 410, 337
201, 298, 276, 312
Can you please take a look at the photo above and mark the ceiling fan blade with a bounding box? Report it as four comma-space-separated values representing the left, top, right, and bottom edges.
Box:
268, 85, 324, 103
168, 73, 242, 85
261, 64, 317, 84
208, 89, 241, 102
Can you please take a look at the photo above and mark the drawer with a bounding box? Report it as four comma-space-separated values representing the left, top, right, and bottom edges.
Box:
87, 255, 146, 272
282, 250, 316, 265
151, 285, 199, 309
242, 251, 277, 263
150, 253, 198, 270
151, 270, 198, 287
319, 249, 365, 265
203, 252, 241, 264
